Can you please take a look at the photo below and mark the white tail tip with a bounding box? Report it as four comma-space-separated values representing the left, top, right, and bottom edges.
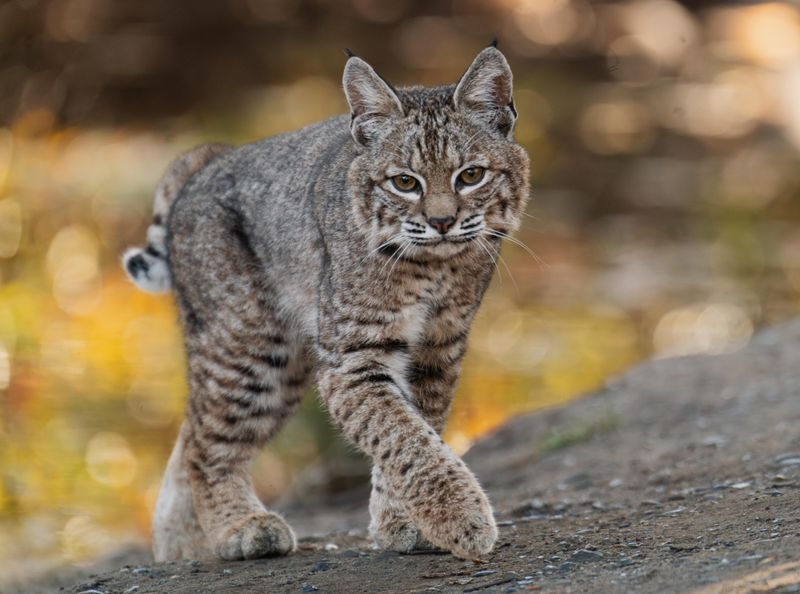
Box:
123, 247, 172, 293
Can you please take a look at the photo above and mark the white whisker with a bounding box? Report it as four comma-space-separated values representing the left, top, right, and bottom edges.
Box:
385, 239, 413, 280
478, 235, 519, 295
361, 235, 402, 264
474, 235, 502, 286
482, 228, 548, 269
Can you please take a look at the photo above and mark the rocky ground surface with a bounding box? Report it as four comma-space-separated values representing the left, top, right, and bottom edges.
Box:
16, 321, 800, 593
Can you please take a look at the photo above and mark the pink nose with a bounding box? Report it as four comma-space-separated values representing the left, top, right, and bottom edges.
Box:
428, 216, 455, 234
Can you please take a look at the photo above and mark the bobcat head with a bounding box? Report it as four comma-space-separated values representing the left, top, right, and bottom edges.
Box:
343, 46, 530, 259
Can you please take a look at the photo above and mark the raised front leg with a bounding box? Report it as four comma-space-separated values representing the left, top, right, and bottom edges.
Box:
369, 302, 475, 552
317, 301, 495, 559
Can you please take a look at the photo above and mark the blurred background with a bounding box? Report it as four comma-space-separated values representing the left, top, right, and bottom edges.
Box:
1, 0, 800, 584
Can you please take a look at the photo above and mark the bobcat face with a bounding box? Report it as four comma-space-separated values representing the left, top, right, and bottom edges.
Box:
344, 48, 530, 259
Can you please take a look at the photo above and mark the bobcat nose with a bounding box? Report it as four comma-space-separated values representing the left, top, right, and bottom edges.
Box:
428, 216, 455, 235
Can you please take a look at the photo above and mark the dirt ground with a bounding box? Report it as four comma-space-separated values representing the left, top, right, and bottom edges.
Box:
18, 321, 800, 593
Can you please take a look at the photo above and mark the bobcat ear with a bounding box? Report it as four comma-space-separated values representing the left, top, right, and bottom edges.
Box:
343, 56, 404, 146
454, 47, 517, 139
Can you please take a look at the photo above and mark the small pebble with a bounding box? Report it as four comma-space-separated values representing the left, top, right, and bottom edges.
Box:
473, 569, 498, 577
702, 435, 727, 447
122, 587, 139, 594
730, 481, 751, 489
340, 550, 361, 558
131, 568, 150, 575
617, 558, 635, 567
511, 498, 546, 516
564, 472, 592, 489
775, 452, 800, 465
302, 585, 319, 593
571, 549, 604, 563
312, 561, 334, 572
222, 569, 233, 575
324, 543, 339, 551
558, 561, 578, 573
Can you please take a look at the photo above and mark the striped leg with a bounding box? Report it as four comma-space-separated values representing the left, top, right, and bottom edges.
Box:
184, 324, 311, 560
318, 301, 495, 559
154, 199, 313, 561
154, 313, 312, 561
369, 325, 471, 552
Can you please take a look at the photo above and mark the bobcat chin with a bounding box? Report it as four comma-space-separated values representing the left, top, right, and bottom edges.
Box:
124, 45, 529, 562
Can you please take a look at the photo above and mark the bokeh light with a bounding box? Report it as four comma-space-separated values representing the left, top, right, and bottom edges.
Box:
709, 3, 800, 69
0, 341, 10, 390
653, 303, 754, 357
0, 199, 22, 259
619, 0, 697, 68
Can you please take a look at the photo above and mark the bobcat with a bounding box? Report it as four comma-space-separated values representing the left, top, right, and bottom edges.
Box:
124, 45, 530, 562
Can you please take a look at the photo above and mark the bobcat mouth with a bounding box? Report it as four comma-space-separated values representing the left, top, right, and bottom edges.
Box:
410, 233, 478, 246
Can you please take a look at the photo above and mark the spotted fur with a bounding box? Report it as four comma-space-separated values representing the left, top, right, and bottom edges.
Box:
128, 46, 530, 562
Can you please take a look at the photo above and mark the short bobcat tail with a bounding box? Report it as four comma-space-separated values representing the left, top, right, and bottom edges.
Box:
123, 143, 233, 293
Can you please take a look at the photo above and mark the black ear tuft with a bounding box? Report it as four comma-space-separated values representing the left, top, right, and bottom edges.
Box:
489, 37, 499, 49
344, 48, 356, 58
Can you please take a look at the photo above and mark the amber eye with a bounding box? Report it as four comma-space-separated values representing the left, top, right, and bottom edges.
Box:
391, 174, 420, 193
458, 167, 485, 186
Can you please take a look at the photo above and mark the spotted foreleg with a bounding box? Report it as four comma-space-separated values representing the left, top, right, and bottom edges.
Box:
369, 303, 477, 552
318, 337, 495, 560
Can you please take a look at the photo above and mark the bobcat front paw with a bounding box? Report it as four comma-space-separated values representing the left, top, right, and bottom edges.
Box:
370, 516, 438, 553
417, 488, 498, 560
371, 519, 419, 553
369, 488, 438, 553
213, 511, 296, 560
